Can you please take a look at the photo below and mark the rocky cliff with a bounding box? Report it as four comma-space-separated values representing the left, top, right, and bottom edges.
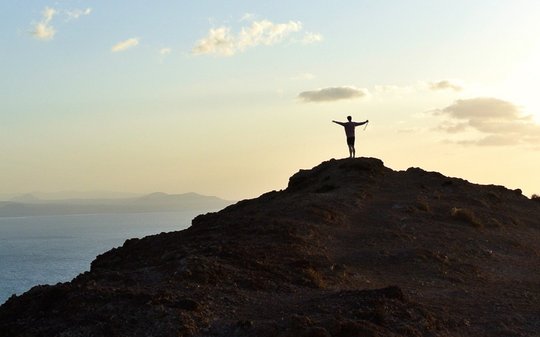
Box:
1, 158, 539, 337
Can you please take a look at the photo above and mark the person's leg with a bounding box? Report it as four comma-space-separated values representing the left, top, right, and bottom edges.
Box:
347, 137, 356, 158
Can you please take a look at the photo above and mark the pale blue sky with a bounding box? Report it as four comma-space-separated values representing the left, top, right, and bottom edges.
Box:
2, 1, 540, 199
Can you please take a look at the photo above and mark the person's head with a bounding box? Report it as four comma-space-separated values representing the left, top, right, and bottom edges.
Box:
347, 116, 352, 121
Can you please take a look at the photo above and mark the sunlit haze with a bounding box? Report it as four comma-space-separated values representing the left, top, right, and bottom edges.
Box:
2, 1, 540, 200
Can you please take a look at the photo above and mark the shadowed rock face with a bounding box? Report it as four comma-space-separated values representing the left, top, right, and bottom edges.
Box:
1, 157, 539, 337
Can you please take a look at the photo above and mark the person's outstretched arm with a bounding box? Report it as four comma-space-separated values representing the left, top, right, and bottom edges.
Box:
354, 120, 369, 126
332, 120, 345, 126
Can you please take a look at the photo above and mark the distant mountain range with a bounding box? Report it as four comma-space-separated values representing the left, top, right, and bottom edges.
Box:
0, 192, 234, 217
0, 191, 140, 201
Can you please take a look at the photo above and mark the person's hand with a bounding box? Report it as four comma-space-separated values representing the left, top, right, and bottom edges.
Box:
366, 120, 369, 123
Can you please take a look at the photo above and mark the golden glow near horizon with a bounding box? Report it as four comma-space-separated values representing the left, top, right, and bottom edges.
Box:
1, 1, 540, 200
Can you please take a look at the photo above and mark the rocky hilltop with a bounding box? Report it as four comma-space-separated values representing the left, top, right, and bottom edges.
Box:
1, 158, 539, 337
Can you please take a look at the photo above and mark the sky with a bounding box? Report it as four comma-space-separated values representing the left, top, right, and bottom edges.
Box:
1, 0, 540, 200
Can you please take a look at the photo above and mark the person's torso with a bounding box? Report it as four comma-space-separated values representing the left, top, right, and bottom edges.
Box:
344, 122, 356, 137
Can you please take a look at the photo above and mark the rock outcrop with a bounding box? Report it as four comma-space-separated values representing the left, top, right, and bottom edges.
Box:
1, 158, 539, 336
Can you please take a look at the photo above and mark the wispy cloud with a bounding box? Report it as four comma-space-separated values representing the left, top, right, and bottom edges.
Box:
240, 13, 255, 22
237, 20, 302, 49
370, 80, 465, 96
436, 121, 469, 133
32, 7, 57, 40
159, 47, 172, 55
434, 97, 540, 146
301, 32, 323, 44
298, 86, 368, 103
193, 27, 236, 56
65, 8, 92, 21
429, 80, 463, 92
192, 17, 319, 56
31, 6, 92, 41
111, 38, 140, 53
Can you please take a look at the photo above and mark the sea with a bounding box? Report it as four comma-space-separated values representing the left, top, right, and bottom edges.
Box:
0, 210, 208, 305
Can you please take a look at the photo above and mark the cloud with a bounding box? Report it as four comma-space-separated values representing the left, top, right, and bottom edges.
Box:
32, 7, 57, 40
111, 38, 140, 52
42, 7, 56, 22
429, 80, 463, 92
240, 13, 255, 22
298, 86, 368, 103
159, 47, 172, 55
436, 121, 469, 133
370, 80, 463, 96
434, 97, 540, 146
193, 18, 314, 56
31, 6, 92, 41
302, 32, 323, 44
457, 135, 520, 147
65, 8, 92, 20
192, 27, 235, 56
238, 20, 302, 48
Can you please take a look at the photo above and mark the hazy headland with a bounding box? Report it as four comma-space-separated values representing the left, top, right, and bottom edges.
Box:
0, 192, 233, 218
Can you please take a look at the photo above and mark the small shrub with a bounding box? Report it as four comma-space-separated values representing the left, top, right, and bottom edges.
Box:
511, 217, 523, 226
416, 199, 431, 212
451, 207, 483, 228
303, 267, 326, 288
532, 194, 540, 203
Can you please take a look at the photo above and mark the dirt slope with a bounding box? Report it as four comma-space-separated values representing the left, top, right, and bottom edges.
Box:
1, 158, 539, 337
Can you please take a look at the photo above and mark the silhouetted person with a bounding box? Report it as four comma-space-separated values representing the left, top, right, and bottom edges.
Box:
332, 116, 369, 158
